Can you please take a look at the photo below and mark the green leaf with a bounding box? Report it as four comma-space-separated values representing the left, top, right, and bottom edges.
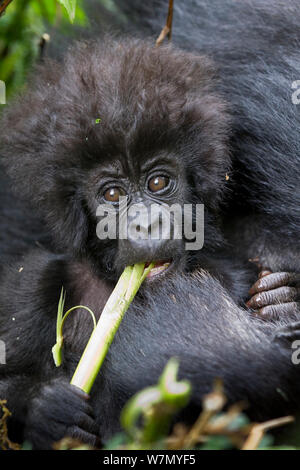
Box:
58, 0, 77, 23
52, 288, 96, 367
121, 359, 191, 446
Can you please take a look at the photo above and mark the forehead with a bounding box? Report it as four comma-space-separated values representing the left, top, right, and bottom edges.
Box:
80, 102, 186, 176
88, 149, 182, 182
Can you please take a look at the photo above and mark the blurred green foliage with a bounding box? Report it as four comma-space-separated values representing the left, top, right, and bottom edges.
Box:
0, 0, 87, 98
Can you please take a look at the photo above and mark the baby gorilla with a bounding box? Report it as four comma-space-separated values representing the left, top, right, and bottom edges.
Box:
0, 38, 299, 449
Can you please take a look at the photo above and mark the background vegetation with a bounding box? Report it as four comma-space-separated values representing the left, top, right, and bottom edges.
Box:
0, 0, 125, 98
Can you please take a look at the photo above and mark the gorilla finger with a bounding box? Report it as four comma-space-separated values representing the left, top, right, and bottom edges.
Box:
75, 412, 99, 435
258, 269, 273, 279
249, 272, 293, 296
255, 302, 299, 320
70, 384, 90, 401
79, 402, 95, 419
247, 286, 298, 309
67, 425, 101, 448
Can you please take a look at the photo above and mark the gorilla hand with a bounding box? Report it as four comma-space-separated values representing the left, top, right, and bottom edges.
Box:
24, 378, 101, 449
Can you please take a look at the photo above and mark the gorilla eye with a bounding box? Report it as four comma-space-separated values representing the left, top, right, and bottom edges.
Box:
148, 176, 169, 193
103, 187, 125, 203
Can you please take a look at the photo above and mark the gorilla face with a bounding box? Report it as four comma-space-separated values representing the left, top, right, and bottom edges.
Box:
0, 38, 231, 280
83, 149, 187, 279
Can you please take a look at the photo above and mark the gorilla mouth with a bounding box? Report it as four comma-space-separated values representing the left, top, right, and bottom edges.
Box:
145, 260, 172, 278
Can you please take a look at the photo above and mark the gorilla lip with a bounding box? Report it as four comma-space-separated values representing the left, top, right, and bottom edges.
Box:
145, 261, 172, 278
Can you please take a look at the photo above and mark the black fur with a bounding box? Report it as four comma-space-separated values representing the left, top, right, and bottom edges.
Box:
0, 0, 300, 449
0, 168, 51, 265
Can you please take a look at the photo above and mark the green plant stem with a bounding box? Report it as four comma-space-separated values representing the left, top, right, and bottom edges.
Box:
71, 262, 154, 394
